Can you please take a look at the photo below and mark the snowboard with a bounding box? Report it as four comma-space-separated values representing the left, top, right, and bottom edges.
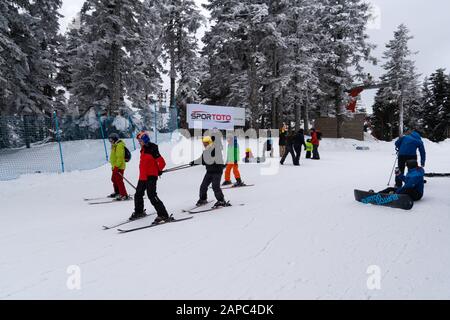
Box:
354, 189, 414, 210
424, 173, 450, 178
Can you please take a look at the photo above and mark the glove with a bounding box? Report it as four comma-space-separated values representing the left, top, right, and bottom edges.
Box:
395, 168, 401, 176
158, 171, 163, 177
234, 161, 238, 165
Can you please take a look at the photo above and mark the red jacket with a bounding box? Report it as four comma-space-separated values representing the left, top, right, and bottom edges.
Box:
311, 132, 319, 146
139, 143, 166, 180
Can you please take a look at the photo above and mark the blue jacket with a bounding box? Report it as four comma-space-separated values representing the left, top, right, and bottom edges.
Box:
396, 168, 425, 196
395, 131, 426, 166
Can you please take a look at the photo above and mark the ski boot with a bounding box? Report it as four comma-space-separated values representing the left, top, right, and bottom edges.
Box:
196, 199, 209, 207
108, 193, 118, 198
222, 181, 233, 186
129, 210, 147, 221
152, 215, 174, 225
116, 195, 130, 201
233, 178, 245, 187
213, 200, 231, 208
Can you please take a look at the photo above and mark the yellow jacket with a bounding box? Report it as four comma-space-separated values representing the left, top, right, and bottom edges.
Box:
110, 140, 126, 170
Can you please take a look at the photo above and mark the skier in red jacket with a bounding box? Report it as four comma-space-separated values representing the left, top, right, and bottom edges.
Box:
310, 128, 321, 160
129, 131, 171, 224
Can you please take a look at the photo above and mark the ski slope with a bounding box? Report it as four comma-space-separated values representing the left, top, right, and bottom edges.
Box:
1, 137, 450, 299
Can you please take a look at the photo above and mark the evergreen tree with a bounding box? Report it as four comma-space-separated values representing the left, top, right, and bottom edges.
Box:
313, 0, 376, 137
158, 0, 205, 127
372, 24, 420, 139
0, 0, 62, 116
68, 0, 164, 118
421, 69, 450, 142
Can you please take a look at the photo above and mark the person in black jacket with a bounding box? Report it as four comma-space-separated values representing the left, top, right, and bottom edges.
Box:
190, 136, 228, 208
280, 131, 296, 166
293, 129, 307, 166
279, 123, 288, 157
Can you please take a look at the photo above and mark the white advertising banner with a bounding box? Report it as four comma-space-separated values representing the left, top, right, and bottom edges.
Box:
187, 104, 246, 130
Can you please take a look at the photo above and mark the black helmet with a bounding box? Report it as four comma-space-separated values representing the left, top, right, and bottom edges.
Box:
406, 159, 419, 170
109, 133, 119, 142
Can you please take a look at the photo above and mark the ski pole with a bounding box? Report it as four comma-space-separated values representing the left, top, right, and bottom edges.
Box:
119, 172, 137, 190
164, 164, 191, 171
387, 153, 399, 186
163, 164, 193, 174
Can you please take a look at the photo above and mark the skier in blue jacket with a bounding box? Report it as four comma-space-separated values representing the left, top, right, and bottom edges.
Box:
379, 159, 425, 201
394, 130, 426, 187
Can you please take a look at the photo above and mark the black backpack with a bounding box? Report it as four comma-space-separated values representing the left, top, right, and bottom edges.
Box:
124, 146, 132, 162
317, 132, 322, 141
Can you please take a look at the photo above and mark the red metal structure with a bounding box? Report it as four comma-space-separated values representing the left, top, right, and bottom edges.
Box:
346, 82, 389, 113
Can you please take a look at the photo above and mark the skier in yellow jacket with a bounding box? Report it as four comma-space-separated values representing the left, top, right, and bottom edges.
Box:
109, 133, 129, 200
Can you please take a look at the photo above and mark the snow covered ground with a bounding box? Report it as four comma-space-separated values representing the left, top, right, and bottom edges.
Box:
1, 136, 449, 299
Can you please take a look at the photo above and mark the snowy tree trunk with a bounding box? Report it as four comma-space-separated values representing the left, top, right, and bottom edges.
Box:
170, 45, 176, 110
249, 68, 259, 129
110, 1, 122, 116
111, 43, 121, 116
271, 50, 279, 128
294, 95, 300, 132
303, 92, 310, 132
335, 86, 344, 138
399, 91, 404, 137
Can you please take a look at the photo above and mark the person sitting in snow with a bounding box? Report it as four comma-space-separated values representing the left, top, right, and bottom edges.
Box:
375, 159, 425, 201
129, 131, 172, 224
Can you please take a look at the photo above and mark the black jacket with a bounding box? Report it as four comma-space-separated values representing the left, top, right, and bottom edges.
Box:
294, 132, 306, 149
286, 133, 295, 149
194, 144, 224, 173
279, 130, 287, 146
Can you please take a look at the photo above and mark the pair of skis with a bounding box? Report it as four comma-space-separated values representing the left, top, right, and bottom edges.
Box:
211, 184, 255, 190
84, 196, 143, 205
113, 201, 245, 233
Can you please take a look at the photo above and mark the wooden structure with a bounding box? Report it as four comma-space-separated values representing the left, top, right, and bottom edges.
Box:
314, 114, 366, 141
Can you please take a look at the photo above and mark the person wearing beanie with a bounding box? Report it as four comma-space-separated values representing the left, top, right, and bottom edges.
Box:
377, 159, 425, 201
129, 131, 171, 224
190, 136, 228, 208
108, 133, 129, 201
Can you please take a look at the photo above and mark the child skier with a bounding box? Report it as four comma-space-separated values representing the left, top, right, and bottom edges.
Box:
129, 131, 172, 224
305, 139, 313, 159
108, 133, 129, 200
190, 136, 229, 208
223, 136, 244, 187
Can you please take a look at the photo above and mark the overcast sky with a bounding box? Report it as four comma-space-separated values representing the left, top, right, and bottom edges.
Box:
59, 0, 450, 110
